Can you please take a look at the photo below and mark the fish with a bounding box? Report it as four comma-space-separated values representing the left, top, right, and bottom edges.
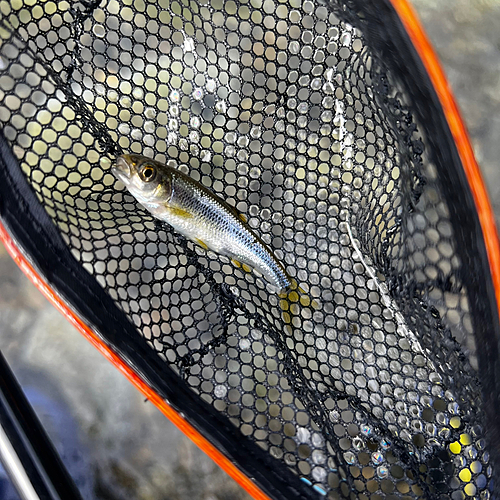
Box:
111, 154, 312, 307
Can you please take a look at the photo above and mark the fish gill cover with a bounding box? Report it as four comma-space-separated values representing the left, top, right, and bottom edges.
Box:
0, 0, 496, 498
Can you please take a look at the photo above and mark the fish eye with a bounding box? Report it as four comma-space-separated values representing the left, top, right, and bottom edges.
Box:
139, 164, 156, 182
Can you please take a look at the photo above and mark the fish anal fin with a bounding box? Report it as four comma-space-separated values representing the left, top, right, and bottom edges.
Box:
241, 263, 252, 273
231, 259, 252, 274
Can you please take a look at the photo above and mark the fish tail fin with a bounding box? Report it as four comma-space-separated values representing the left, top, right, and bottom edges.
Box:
278, 279, 318, 325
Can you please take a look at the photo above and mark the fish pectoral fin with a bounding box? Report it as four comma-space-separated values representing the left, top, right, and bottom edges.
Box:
164, 205, 194, 219
195, 238, 209, 250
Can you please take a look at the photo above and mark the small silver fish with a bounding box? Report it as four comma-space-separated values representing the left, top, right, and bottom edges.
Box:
112, 154, 292, 293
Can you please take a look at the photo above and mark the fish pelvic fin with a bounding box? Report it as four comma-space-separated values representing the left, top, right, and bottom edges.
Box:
195, 238, 209, 250
278, 279, 319, 325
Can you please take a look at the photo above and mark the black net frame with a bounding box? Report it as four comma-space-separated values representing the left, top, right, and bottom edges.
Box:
0, 0, 499, 499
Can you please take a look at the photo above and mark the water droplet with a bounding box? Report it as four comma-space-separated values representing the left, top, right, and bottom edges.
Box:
214, 385, 227, 398
190, 116, 201, 128
343, 452, 355, 465
144, 134, 155, 146
215, 100, 226, 113
144, 121, 155, 133
120, 96, 131, 108
360, 424, 373, 437
167, 131, 177, 143
132, 87, 144, 100
107, 90, 118, 102
297, 102, 308, 114
372, 452, 384, 465
201, 150, 211, 162
118, 123, 130, 135
169, 90, 180, 102
192, 87, 204, 100
206, 79, 217, 93
289, 41, 300, 54
296, 427, 310, 443
131, 129, 142, 140
183, 37, 195, 52
189, 131, 199, 142
179, 138, 188, 150
250, 126, 261, 139
380, 438, 391, 450
225, 145, 235, 157
169, 105, 179, 116
168, 119, 178, 130
377, 465, 389, 478
340, 32, 351, 46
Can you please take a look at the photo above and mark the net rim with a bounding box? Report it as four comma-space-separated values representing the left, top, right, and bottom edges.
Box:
388, 0, 500, 338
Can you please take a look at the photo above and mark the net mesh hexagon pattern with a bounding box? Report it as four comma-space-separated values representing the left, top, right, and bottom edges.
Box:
0, 0, 494, 498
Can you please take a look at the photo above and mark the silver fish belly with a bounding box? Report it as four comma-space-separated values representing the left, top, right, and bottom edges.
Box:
140, 169, 290, 292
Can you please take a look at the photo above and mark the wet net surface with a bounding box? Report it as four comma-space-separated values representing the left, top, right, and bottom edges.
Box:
0, 0, 495, 498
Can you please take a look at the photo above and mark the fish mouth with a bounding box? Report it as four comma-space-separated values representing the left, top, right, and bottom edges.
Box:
112, 155, 132, 180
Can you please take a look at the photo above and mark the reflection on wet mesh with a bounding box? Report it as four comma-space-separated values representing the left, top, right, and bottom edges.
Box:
0, 0, 492, 498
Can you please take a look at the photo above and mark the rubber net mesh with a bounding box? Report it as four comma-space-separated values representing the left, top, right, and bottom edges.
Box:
0, 0, 493, 498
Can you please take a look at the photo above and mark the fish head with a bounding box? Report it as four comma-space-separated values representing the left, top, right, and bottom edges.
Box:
112, 154, 173, 204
